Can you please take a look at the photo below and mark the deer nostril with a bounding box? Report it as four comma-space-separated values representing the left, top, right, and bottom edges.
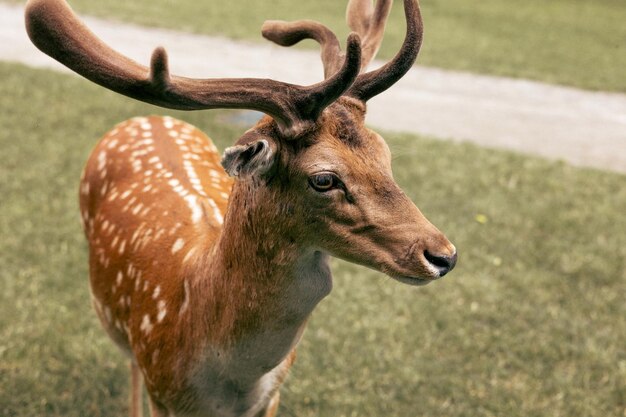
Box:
424, 250, 458, 277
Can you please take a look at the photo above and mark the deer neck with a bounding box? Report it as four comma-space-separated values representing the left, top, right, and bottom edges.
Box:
188, 179, 332, 377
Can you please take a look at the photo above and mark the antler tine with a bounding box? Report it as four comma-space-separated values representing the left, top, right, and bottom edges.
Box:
25, 0, 362, 139
346, 0, 374, 35
346, 0, 393, 70
262, 0, 393, 80
262, 20, 343, 79
347, 0, 423, 102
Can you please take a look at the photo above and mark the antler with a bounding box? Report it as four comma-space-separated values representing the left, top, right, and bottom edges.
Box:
346, 0, 393, 71
262, 20, 344, 79
262, 0, 422, 102
263, 0, 391, 78
24, 0, 362, 138
347, 0, 422, 102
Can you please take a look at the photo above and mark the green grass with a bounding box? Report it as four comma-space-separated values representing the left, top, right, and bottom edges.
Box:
1, 62, 625, 417
6, 0, 626, 91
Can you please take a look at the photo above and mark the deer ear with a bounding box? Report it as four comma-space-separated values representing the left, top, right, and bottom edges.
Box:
221, 139, 276, 178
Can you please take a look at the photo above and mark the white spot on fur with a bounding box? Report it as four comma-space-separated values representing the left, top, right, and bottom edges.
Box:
100, 181, 109, 196
182, 247, 196, 264
97, 151, 107, 171
157, 300, 167, 323
183, 195, 203, 223
140, 314, 153, 334
107, 138, 119, 149
172, 238, 184, 254
131, 203, 143, 215
132, 159, 142, 173
163, 118, 174, 129
155, 228, 166, 240
107, 190, 119, 201
131, 228, 142, 245
152, 285, 161, 300
180, 279, 190, 315
104, 306, 112, 323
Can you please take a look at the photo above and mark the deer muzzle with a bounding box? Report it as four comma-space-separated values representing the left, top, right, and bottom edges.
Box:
379, 205, 458, 285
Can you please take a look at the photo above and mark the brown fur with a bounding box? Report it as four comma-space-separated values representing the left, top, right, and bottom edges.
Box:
81, 102, 455, 416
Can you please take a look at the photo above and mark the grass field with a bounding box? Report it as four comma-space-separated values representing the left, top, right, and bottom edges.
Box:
1, 61, 625, 416
5, 0, 626, 92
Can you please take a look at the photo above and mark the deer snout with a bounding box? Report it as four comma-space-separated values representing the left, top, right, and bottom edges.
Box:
424, 248, 458, 277
403, 223, 457, 281
417, 226, 457, 278
390, 232, 457, 284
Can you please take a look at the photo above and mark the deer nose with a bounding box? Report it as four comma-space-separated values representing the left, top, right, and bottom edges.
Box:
424, 249, 458, 277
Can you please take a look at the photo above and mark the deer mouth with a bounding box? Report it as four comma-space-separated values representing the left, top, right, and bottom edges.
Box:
387, 266, 443, 286
379, 260, 442, 286
393, 275, 435, 286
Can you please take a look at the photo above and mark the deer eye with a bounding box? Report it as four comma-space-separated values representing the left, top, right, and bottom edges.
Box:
309, 173, 339, 192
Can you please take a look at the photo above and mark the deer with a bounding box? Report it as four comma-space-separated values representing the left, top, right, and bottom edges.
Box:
25, 0, 457, 415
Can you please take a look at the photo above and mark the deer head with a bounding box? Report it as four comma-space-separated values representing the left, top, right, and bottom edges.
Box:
25, 0, 457, 284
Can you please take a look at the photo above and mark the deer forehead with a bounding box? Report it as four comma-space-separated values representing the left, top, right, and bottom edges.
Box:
291, 127, 393, 181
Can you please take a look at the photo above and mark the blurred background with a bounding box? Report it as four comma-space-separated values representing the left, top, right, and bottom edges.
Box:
0, 0, 625, 416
